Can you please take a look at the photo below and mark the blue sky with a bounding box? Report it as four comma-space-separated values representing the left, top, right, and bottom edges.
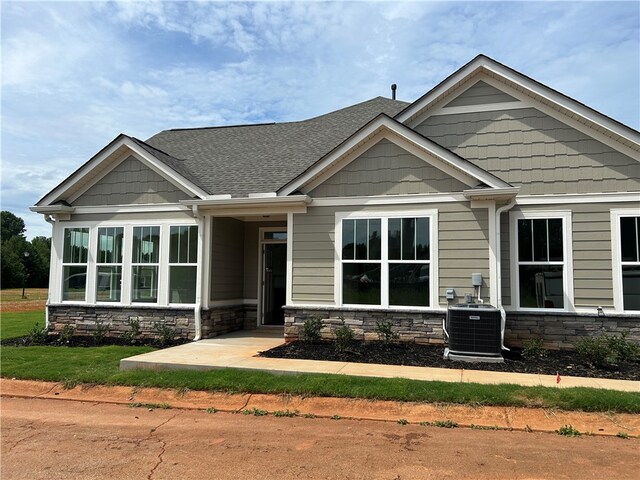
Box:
2, 0, 639, 239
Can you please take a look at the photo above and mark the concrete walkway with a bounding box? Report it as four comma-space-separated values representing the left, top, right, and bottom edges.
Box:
120, 330, 640, 392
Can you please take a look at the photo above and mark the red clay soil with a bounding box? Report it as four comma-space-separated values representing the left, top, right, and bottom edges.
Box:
2, 379, 639, 437
2, 394, 639, 480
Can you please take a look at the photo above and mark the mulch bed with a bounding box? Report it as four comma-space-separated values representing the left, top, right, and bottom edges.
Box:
1, 335, 188, 349
259, 341, 640, 382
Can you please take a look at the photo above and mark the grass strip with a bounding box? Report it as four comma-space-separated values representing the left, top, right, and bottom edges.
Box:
0, 311, 45, 340
1, 345, 639, 413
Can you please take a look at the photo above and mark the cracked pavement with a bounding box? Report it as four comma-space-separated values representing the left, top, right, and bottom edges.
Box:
2, 396, 639, 479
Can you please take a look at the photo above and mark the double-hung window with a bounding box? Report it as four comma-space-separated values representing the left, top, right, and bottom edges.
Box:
515, 215, 568, 309
131, 226, 160, 303
340, 214, 433, 308
618, 215, 640, 311
96, 227, 123, 302
169, 225, 198, 304
62, 227, 90, 301
342, 219, 382, 305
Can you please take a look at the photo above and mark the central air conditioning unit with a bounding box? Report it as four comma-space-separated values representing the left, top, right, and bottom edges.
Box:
444, 303, 503, 363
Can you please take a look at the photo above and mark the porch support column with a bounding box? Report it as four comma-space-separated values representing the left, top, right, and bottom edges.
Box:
286, 212, 293, 305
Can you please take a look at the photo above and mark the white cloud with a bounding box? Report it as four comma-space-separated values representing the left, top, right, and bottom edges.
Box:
1, 1, 638, 239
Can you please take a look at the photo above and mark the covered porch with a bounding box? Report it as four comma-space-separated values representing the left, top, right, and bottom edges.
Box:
190, 195, 309, 339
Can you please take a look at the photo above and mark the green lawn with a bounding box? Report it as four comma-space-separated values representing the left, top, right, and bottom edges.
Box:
1, 344, 638, 413
0, 311, 45, 340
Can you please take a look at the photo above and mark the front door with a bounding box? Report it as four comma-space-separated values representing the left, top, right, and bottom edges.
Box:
261, 242, 287, 325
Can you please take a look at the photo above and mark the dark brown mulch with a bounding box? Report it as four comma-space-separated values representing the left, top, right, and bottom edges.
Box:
1, 335, 188, 349
258, 341, 640, 382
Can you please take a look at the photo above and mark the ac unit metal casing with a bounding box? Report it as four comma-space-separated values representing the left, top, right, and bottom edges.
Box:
446, 304, 502, 358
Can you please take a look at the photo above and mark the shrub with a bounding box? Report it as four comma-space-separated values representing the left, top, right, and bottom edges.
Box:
575, 333, 639, 368
521, 338, 548, 360
333, 319, 354, 353
153, 322, 176, 347
57, 324, 75, 345
121, 318, 141, 345
23, 322, 48, 345
375, 320, 399, 344
302, 317, 323, 343
92, 319, 110, 345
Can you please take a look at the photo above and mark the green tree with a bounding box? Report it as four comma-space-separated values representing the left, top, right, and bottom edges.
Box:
28, 236, 51, 287
1, 235, 28, 288
1, 211, 50, 289
1, 211, 26, 241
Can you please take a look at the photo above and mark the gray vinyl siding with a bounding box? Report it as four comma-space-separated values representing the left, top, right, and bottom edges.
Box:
444, 81, 517, 107
502, 203, 621, 309
291, 208, 335, 304
438, 203, 490, 305
211, 217, 244, 301
310, 139, 468, 197
73, 156, 190, 206
291, 202, 490, 306
416, 108, 640, 195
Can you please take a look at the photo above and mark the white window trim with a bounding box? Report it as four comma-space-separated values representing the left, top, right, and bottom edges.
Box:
50, 219, 198, 308
509, 210, 574, 312
60, 226, 92, 304
95, 226, 125, 305
611, 208, 640, 313
334, 209, 439, 311
131, 225, 162, 305
167, 225, 199, 306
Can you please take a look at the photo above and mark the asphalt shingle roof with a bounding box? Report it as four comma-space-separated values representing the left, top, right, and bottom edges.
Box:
144, 97, 409, 197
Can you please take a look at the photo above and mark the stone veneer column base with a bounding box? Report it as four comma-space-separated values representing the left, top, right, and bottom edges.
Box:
283, 306, 445, 344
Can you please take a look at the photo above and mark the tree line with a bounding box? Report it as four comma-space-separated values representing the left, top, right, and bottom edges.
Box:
1, 211, 51, 289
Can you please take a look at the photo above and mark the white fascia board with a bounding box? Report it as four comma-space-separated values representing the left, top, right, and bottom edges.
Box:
37, 136, 208, 207
516, 192, 640, 205
311, 192, 466, 207
464, 187, 520, 202
397, 56, 640, 155
182, 195, 310, 216
68, 203, 193, 215
30, 205, 75, 214
279, 115, 509, 196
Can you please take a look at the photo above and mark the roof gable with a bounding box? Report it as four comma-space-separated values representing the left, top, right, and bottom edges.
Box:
396, 55, 640, 160
280, 114, 512, 196
34, 135, 208, 208
309, 138, 469, 197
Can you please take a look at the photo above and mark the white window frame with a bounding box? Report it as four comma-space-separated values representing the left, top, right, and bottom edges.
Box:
60, 226, 91, 303
168, 225, 199, 306
131, 225, 162, 305
50, 219, 198, 307
510, 210, 574, 312
611, 208, 640, 313
335, 209, 438, 310
95, 226, 124, 304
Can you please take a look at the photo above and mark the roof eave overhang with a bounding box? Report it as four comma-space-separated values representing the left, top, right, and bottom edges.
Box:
463, 186, 521, 202
182, 194, 311, 216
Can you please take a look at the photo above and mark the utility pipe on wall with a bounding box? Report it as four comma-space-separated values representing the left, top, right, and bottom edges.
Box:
495, 197, 517, 350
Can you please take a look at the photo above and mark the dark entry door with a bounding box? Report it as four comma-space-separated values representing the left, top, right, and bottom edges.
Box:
262, 243, 287, 325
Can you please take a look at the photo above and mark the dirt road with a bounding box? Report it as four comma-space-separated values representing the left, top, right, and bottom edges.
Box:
2, 396, 638, 480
